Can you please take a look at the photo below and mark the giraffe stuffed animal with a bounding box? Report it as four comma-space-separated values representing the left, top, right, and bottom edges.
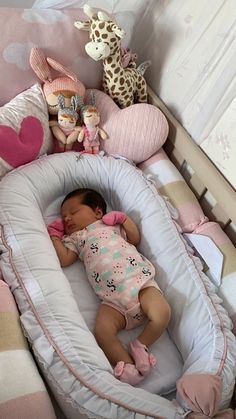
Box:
74, 5, 148, 108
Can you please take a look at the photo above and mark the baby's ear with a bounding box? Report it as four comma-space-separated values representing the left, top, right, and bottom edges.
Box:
95, 207, 103, 219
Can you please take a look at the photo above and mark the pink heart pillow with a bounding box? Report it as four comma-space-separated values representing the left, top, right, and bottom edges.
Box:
0, 84, 53, 179
85, 89, 168, 163
0, 116, 43, 168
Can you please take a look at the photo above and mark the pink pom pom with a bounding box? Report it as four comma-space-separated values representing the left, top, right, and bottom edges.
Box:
102, 211, 127, 226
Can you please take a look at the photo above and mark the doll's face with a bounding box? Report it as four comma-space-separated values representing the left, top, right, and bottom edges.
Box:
58, 113, 77, 129
46, 91, 78, 115
83, 109, 100, 127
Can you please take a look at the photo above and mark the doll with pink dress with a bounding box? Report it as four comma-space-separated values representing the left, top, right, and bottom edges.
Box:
78, 94, 108, 154
49, 94, 81, 152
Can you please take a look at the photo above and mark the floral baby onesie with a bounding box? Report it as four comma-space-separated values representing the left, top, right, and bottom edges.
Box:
63, 220, 160, 328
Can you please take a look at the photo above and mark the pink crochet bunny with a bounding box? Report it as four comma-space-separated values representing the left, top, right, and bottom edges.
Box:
30, 47, 85, 152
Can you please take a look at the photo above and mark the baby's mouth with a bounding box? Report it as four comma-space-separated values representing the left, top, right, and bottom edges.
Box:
66, 223, 76, 233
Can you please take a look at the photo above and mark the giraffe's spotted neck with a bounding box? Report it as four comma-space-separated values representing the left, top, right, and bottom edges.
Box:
103, 47, 124, 74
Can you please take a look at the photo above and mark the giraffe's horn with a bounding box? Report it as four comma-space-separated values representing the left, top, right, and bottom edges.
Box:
97, 11, 110, 22
83, 4, 97, 19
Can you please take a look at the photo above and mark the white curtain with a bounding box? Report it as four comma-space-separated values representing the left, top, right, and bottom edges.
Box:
31, 0, 152, 47
32, 0, 149, 12
128, 0, 236, 186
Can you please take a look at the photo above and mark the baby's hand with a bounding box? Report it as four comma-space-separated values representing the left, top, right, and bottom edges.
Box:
102, 211, 127, 226
47, 218, 64, 238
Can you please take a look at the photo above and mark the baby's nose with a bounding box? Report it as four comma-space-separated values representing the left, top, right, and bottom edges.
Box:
64, 214, 72, 222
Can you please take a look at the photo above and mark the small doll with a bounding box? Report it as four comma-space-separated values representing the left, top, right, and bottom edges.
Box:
78, 94, 108, 154
49, 95, 81, 152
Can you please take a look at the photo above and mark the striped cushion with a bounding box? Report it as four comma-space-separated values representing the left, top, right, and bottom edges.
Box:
138, 149, 236, 334
138, 149, 208, 232
194, 222, 236, 334
0, 280, 56, 419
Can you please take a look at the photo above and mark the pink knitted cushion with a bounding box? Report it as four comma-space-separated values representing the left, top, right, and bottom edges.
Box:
85, 89, 168, 163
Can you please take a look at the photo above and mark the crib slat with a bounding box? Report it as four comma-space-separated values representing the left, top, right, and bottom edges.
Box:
164, 139, 185, 171
188, 173, 207, 199
210, 204, 230, 228
199, 190, 215, 221
148, 87, 236, 227
225, 222, 236, 246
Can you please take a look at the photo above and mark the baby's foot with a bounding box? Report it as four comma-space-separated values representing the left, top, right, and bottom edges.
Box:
129, 338, 156, 376
114, 361, 144, 385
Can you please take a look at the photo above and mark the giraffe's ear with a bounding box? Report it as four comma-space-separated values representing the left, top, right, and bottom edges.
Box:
97, 11, 110, 22
74, 20, 90, 31
112, 24, 126, 39
83, 4, 97, 19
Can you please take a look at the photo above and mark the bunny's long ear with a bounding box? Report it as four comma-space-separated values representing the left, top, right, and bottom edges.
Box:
30, 47, 79, 82
30, 47, 52, 82
73, 95, 85, 110
58, 95, 65, 110
71, 95, 77, 112
90, 90, 96, 106
46, 57, 78, 82
70, 95, 79, 111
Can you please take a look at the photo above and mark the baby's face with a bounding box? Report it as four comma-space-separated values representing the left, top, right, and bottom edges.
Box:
61, 196, 102, 234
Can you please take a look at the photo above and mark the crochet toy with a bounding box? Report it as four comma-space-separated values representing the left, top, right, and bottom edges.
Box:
78, 94, 108, 154
49, 95, 81, 152
121, 47, 138, 69
74, 5, 150, 109
30, 47, 85, 149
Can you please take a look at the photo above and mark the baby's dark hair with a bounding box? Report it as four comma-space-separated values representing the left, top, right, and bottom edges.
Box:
61, 188, 107, 215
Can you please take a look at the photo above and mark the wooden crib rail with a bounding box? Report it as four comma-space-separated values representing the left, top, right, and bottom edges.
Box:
148, 86, 236, 245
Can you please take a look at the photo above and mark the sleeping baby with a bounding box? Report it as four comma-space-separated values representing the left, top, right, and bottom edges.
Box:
47, 188, 171, 385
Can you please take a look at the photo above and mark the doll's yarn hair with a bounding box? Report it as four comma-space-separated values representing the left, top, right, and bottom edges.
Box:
83, 106, 98, 114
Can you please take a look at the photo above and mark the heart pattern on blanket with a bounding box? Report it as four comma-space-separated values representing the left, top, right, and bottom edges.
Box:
85, 89, 169, 163
0, 116, 43, 168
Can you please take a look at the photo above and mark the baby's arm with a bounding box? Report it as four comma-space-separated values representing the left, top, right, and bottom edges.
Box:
51, 237, 78, 267
102, 211, 140, 246
122, 216, 140, 246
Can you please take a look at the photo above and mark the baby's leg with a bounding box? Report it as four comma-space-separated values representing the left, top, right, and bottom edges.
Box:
129, 287, 171, 376
94, 304, 132, 366
138, 286, 171, 346
95, 304, 144, 385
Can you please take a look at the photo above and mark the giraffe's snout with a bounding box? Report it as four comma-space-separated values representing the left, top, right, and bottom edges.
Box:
85, 41, 110, 61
